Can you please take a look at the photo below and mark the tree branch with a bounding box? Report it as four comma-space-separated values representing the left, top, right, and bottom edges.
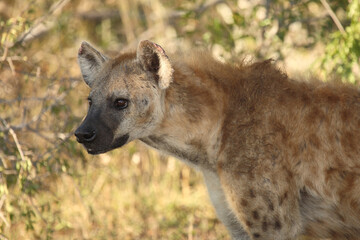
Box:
15, 0, 70, 46
320, 0, 345, 35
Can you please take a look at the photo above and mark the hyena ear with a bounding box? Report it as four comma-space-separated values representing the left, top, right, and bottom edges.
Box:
78, 41, 108, 87
137, 40, 174, 89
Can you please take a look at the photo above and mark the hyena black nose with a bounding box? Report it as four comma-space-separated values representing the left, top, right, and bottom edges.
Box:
74, 129, 96, 143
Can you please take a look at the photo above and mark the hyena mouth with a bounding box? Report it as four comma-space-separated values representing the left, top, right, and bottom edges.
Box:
112, 133, 130, 149
84, 146, 107, 155
85, 133, 130, 155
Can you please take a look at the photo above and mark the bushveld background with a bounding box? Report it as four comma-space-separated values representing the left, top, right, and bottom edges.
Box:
0, 0, 359, 239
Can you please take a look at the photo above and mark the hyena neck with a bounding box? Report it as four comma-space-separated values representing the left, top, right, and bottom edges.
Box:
141, 63, 226, 171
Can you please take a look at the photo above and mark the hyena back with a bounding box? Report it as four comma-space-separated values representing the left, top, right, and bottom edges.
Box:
75, 40, 360, 240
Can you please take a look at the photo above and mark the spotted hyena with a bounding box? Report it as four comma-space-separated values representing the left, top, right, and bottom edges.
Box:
75, 40, 360, 240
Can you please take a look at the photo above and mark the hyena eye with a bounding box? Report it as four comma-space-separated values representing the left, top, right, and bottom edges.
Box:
87, 98, 92, 106
114, 98, 128, 110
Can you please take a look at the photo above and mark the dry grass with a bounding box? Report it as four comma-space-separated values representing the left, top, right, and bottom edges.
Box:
8, 142, 229, 240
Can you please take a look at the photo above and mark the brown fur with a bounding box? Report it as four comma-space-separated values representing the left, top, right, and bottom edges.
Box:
75, 40, 360, 240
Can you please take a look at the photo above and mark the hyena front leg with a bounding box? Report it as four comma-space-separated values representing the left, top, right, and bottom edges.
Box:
218, 168, 303, 240
203, 170, 250, 240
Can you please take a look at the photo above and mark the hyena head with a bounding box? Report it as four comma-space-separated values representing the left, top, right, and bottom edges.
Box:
75, 40, 173, 154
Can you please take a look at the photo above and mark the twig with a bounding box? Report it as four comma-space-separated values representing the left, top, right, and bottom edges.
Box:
1, 119, 28, 194
0, 92, 66, 132
0, 233, 9, 240
0, 212, 9, 228
8, 128, 25, 163
320, 0, 345, 35
6, 58, 15, 76
0, 96, 58, 105
187, 214, 194, 240
0, 195, 9, 229
0, 96, 57, 105
1, 46, 8, 62
31, 128, 74, 166
27, 127, 55, 143
27, 196, 47, 224
0, 66, 81, 83
1, 170, 17, 175
0, 196, 5, 210
15, 0, 70, 46
76, 10, 120, 21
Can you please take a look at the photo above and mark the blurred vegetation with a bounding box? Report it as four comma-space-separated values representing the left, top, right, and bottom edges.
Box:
319, 0, 360, 83
0, 0, 359, 239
